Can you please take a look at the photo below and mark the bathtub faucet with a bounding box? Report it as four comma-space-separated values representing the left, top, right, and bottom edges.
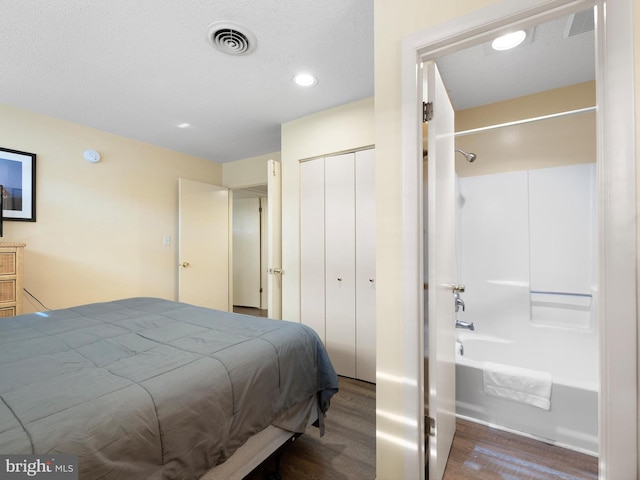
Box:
454, 291, 465, 312
455, 319, 475, 331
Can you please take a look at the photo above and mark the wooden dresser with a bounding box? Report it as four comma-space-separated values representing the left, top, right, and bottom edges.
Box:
0, 242, 25, 318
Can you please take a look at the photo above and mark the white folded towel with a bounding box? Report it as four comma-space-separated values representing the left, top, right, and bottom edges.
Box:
482, 361, 552, 410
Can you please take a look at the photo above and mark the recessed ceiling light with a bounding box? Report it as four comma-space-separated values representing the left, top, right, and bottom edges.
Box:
177, 123, 191, 129
491, 30, 527, 51
293, 73, 318, 87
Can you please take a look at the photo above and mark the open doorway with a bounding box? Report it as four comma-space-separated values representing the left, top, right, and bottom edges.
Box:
441, 7, 598, 472
232, 184, 268, 317
229, 158, 283, 320
405, 0, 636, 478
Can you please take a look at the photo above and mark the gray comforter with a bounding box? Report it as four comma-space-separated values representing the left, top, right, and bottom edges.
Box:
0, 297, 339, 479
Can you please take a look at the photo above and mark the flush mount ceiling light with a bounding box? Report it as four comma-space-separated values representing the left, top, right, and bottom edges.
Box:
491, 30, 527, 51
206, 22, 257, 56
293, 73, 318, 87
177, 123, 191, 129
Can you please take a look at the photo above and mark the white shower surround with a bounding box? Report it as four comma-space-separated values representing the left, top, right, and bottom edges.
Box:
455, 163, 598, 453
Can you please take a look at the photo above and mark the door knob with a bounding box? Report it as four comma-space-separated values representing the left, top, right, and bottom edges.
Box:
450, 283, 465, 292
180, 261, 190, 268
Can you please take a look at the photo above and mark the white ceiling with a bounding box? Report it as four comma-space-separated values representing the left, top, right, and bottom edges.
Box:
437, 9, 595, 111
0, 1, 374, 163
0, 3, 594, 164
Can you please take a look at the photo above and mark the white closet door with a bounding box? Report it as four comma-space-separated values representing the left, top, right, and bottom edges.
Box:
355, 148, 376, 383
325, 153, 356, 378
300, 158, 326, 342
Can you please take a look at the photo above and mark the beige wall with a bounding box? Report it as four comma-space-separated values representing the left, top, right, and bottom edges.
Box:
455, 82, 596, 176
222, 151, 280, 189
280, 96, 374, 322
455, 80, 596, 132
0, 103, 221, 311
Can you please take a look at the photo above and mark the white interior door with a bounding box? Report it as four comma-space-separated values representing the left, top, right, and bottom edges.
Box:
260, 196, 268, 309
267, 159, 282, 319
325, 153, 356, 378
426, 62, 456, 480
232, 197, 261, 308
355, 148, 376, 383
178, 178, 230, 311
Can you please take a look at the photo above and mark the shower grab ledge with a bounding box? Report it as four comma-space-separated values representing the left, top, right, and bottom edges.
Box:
530, 290, 592, 298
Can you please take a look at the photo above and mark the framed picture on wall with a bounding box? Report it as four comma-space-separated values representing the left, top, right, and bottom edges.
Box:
0, 147, 36, 222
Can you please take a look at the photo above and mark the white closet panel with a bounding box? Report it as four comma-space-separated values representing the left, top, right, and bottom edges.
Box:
355, 149, 376, 383
325, 153, 357, 378
300, 159, 326, 342
299, 148, 376, 382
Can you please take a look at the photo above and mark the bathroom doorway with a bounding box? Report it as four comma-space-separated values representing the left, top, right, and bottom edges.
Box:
407, 0, 636, 478
443, 10, 598, 462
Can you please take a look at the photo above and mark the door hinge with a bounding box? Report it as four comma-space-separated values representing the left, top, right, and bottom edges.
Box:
426, 415, 436, 437
423, 102, 433, 122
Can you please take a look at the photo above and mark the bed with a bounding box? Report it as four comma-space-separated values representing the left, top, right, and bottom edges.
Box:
0, 297, 339, 479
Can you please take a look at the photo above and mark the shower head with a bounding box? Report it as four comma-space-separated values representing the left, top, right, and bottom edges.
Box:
456, 148, 477, 163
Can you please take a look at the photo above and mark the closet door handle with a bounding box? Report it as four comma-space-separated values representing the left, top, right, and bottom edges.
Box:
337, 277, 343, 282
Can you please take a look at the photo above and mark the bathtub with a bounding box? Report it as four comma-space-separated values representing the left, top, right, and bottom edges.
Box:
455, 332, 598, 456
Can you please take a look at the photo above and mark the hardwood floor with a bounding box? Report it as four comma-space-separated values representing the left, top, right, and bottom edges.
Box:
244, 377, 598, 480
233, 306, 268, 317
442, 419, 598, 480
244, 377, 376, 480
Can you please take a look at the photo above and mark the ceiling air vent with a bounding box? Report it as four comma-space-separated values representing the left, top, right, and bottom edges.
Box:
565, 9, 595, 38
206, 22, 257, 56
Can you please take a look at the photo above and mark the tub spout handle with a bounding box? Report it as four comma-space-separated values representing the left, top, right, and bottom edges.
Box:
454, 292, 465, 312
456, 319, 475, 331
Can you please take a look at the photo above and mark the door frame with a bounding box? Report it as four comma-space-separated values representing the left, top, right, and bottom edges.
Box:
401, 0, 636, 478
267, 159, 283, 319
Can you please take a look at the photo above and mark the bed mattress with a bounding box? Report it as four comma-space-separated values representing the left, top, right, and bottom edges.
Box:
0, 297, 338, 479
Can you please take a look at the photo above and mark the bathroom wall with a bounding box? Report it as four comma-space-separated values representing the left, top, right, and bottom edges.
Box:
455, 81, 595, 177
